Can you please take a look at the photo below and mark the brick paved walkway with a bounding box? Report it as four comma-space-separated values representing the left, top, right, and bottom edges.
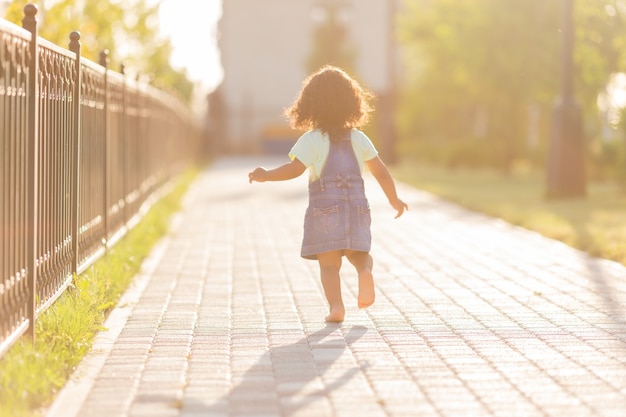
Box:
46, 156, 626, 417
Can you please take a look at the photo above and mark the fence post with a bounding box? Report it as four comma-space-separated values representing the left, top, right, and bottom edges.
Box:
69, 32, 81, 275
120, 64, 128, 226
22, 3, 39, 342
99, 50, 109, 250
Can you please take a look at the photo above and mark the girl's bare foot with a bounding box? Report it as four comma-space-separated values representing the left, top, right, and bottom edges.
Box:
325, 306, 345, 322
358, 255, 375, 309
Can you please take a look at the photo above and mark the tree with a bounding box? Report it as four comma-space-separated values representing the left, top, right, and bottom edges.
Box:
4, 0, 194, 103
306, 2, 357, 74
397, 0, 626, 171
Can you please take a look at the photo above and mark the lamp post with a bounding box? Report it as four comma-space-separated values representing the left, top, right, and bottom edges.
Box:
380, 0, 398, 165
546, 0, 586, 198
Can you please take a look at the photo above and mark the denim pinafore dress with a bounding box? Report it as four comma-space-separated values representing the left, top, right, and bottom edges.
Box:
301, 134, 371, 260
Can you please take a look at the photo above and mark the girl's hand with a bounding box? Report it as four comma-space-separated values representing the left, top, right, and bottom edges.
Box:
248, 160, 305, 183
390, 198, 408, 219
248, 167, 268, 183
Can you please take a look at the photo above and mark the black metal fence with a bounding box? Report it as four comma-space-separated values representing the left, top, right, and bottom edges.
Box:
1, 5, 202, 357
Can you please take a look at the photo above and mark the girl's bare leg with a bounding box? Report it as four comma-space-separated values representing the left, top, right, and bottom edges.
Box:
345, 250, 375, 309
317, 251, 345, 322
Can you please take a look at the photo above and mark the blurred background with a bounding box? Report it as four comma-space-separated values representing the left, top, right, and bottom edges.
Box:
211, 0, 626, 196
4, 0, 626, 185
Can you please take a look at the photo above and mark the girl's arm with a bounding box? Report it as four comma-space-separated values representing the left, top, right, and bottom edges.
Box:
249, 158, 306, 183
365, 156, 408, 218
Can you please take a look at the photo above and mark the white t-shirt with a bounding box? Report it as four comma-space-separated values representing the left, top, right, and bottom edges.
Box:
289, 129, 378, 182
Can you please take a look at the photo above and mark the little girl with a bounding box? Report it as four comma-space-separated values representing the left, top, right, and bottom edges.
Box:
248, 66, 408, 322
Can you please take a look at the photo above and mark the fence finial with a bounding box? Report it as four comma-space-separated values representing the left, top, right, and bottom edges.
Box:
22, 3, 38, 33
69, 31, 81, 54
99, 49, 109, 68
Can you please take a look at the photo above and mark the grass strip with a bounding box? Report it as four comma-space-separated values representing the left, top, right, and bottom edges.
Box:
393, 162, 626, 266
0, 168, 198, 417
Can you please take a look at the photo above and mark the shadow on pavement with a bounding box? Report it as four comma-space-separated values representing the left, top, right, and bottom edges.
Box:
184, 324, 368, 416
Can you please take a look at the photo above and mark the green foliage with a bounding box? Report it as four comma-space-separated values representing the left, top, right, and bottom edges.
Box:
588, 137, 626, 187
3, 0, 194, 103
0, 169, 197, 417
397, 0, 626, 173
575, 0, 626, 105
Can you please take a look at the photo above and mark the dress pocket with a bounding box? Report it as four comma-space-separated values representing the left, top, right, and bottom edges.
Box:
357, 205, 371, 229
313, 205, 340, 235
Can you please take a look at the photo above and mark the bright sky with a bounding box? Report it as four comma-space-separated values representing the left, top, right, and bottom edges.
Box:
158, 0, 223, 101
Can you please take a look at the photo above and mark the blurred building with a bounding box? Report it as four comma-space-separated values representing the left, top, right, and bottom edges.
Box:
216, 0, 396, 153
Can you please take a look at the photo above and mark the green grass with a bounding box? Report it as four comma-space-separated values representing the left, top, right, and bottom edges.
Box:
393, 161, 626, 266
0, 168, 198, 417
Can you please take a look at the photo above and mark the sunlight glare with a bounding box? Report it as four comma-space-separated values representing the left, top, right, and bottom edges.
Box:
159, 0, 223, 93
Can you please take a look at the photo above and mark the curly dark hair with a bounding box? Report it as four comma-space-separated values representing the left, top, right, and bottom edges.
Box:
285, 66, 374, 140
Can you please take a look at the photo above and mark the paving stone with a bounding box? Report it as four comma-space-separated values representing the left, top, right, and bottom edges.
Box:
45, 157, 626, 417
